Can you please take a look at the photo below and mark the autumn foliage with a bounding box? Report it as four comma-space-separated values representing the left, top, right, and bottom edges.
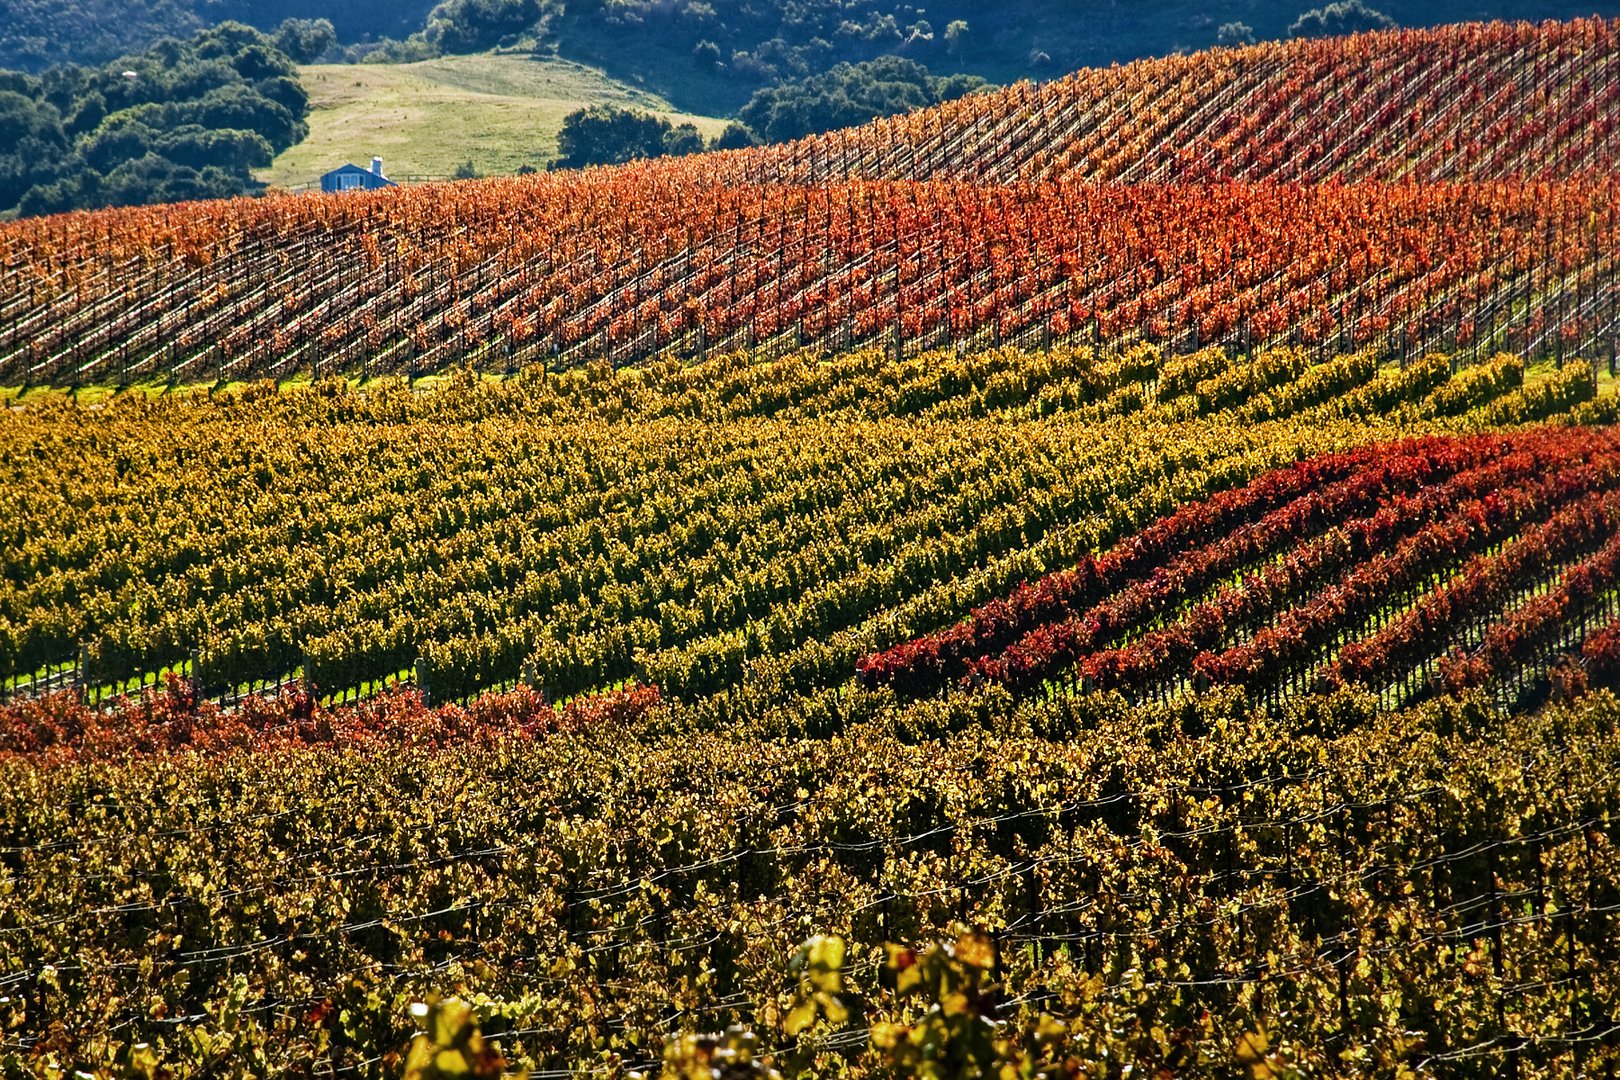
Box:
0, 675, 660, 761
860, 427, 1620, 706
1, 18, 1617, 385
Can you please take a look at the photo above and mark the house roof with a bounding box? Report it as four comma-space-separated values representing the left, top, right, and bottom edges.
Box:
324, 163, 378, 177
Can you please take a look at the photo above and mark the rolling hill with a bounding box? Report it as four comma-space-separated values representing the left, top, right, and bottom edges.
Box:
3, 17, 1620, 1079
256, 52, 729, 188
1, 19, 1616, 389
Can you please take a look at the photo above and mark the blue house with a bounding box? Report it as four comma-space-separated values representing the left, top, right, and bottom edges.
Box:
321, 157, 396, 193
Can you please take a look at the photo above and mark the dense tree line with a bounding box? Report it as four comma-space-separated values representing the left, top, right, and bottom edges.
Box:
735, 56, 985, 143
0, 0, 434, 71
551, 58, 984, 168
524, 0, 1620, 113
6, 0, 1619, 115
552, 106, 706, 169
0, 22, 310, 217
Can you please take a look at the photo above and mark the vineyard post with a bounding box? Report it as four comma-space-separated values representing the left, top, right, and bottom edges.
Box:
1490, 840, 1521, 1074
415, 655, 431, 706
1583, 826, 1606, 970
77, 642, 90, 705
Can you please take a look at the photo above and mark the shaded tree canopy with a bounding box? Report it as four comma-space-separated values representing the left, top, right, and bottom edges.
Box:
1289, 0, 1397, 37
421, 0, 545, 52
273, 17, 339, 63
552, 105, 709, 169
736, 56, 985, 143
0, 21, 309, 217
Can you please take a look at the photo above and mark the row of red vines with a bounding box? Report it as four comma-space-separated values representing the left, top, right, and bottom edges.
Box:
859, 429, 1620, 702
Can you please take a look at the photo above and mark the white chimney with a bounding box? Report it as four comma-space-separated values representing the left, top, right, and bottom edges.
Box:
371, 157, 384, 177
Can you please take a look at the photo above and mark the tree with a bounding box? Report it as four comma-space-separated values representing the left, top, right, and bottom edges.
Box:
423, 0, 544, 53
79, 119, 157, 172
1218, 21, 1257, 45
738, 57, 986, 144
187, 83, 305, 153
662, 122, 705, 156
156, 125, 273, 172
273, 18, 338, 64
711, 122, 761, 150
1289, 1, 1396, 38
554, 106, 673, 168
944, 20, 970, 61
0, 90, 65, 209
692, 40, 722, 70
253, 74, 309, 117
0, 21, 310, 217
453, 159, 482, 179
0, 89, 62, 150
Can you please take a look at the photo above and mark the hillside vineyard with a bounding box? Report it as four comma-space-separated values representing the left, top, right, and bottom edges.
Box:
720, 18, 1620, 185
0, 347, 1614, 710
859, 426, 1620, 706
1, 20, 1618, 386
3, 15, 1620, 1080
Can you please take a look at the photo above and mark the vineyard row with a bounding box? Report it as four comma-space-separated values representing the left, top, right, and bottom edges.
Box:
0, 346, 1613, 720
1, 179, 1617, 386
0, 686, 1617, 1075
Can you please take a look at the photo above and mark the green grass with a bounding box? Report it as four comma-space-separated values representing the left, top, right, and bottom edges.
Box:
259, 51, 730, 189
1597, 363, 1618, 396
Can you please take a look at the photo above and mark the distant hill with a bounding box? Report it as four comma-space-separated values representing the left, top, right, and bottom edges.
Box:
5, 0, 1620, 114
257, 52, 727, 188
704, 18, 1620, 186
0, 0, 438, 71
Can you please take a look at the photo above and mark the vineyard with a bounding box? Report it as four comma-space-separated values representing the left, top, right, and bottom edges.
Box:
722, 18, 1620, 186
1, 20, 1618, 386
0, 346, 1615, 716
858, 426, 1620, 710
4, 12, 1620, 1080
4, 678, 1620, 1075
0, 176, 1615, 387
